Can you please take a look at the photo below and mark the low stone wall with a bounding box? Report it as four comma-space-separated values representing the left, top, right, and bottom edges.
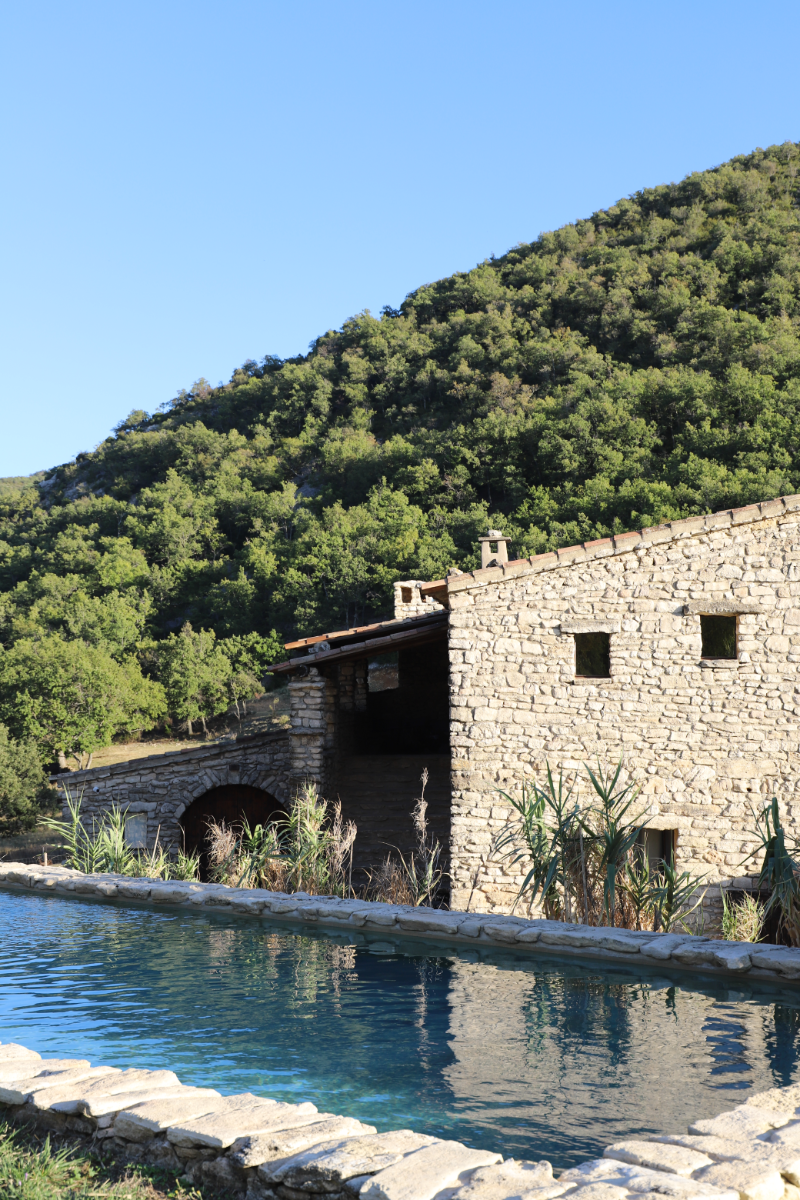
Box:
3, 862, 800, 983
5, 1035, 800, 1200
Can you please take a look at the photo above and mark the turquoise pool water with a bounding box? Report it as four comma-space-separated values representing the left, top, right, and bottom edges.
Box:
2, 888, 800, 1169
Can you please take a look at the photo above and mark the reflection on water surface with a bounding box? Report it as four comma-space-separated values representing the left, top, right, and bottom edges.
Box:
2, 888, 800, 1167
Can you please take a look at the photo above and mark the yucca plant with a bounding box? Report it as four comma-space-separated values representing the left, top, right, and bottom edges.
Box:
623, 847, 655, 931
651, 859, 707, 932
205, 782, 357, 896
496, 765, 583, 919
131, 829, 172, 879
94, 806, 137, 875
170, 840, 201, 881
744, 797, 800, 945
234, 817, 285, 890
583, 761, 644, 927
42, 789, 106, 874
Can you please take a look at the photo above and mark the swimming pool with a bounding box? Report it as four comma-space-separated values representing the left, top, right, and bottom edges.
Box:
2, 887, 800, 1169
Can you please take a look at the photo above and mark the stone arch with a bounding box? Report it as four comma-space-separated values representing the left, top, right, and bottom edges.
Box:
180, 784, 287, 871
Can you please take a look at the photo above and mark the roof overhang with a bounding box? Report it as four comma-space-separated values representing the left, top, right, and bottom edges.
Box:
269, 609, 448, 676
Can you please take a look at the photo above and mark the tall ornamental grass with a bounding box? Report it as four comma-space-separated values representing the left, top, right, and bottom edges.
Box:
43, 788, 200, 880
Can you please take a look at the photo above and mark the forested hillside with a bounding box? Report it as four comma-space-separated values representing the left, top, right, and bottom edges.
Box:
1, 140, 799, 775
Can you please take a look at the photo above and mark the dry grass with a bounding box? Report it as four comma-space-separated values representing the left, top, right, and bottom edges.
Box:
205, 784, 357, 896
362, 856, 416, 905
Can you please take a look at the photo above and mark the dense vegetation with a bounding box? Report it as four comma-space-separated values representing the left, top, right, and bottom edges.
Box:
1, 141, 799, 775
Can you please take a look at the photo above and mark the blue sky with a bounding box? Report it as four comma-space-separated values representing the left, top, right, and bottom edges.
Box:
1, 0, 798, 478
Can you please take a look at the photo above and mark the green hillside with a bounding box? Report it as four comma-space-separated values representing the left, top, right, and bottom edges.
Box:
1, 140, 800, 765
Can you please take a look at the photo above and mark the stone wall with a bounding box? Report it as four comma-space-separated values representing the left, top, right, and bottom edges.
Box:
52, 732, 292, 852
332, 754, 451, 879
5, 861, 800, 979
446, 496, 800, 916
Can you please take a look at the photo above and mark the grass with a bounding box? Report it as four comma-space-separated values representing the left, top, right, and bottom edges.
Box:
0, 1117, 213, 1200
89, 694, 291, 770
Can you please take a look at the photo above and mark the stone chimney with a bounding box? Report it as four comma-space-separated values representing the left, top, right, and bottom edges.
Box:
479, 529, 510, 569
393, 581, 443, 621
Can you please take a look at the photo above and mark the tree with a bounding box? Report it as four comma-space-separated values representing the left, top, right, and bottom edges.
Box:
0, 723, 51, 834
1, 140, 800, 659
222, 631, 283, 719
0, 636, 166, 768
156, 623, 232, 735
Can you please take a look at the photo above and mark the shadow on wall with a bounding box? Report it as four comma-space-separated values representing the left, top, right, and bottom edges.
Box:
180, 784, 286, 879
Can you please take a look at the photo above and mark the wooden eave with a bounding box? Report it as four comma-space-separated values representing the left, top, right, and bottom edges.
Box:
269, 610, 448, 675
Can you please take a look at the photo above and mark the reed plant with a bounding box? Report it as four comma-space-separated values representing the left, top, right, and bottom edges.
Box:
743, 797, 800, 945
42, 788, 200, 881
206, 781, 357, 896
721, 889, 765, 942
363, 770, 446, 907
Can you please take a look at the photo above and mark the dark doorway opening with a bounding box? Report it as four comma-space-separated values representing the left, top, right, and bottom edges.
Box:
351, 639, 450, 755
181, 784, 286, 878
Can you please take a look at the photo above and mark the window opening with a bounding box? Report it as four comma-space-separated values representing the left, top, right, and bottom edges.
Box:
574, 631, 610, 678
367, 651, 399, 692
636, 828, 675, 872
400, 587, 413, 604
700, 614, 737, 659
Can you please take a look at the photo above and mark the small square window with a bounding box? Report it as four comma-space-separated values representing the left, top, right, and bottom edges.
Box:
400, 586, 413, 604
574, 631, 610, 678
700, 614, 737, 659
637, 828, 676, 871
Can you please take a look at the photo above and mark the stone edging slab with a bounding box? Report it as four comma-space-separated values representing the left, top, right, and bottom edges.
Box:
2, 861, 800, 984
4, 1035, 800, 1200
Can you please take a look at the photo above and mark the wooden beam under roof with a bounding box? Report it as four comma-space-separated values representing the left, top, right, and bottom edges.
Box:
270, 612, 448, 674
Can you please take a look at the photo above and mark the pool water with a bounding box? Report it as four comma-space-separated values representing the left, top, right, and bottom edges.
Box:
2, 889, 800, 1169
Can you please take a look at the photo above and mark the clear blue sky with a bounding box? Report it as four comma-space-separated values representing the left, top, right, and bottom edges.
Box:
1, 0, 798, 478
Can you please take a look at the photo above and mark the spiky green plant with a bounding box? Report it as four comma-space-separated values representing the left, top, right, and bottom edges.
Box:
623, 847, 656, 931
42, 789, 106, 874
496, 765, 583, 919
650, 859, 707, 932
744, 797, 800, 945
583, 760, 645, 927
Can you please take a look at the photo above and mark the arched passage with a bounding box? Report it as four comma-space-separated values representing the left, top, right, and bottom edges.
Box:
180, 784, 286, 874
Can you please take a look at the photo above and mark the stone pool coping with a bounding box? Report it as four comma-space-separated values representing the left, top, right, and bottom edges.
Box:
4, 1036, 800, 1200
3, 861, 800, 985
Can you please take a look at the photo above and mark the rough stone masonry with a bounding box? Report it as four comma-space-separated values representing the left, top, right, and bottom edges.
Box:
53, 494, 800, 922
445, 496, 800, 916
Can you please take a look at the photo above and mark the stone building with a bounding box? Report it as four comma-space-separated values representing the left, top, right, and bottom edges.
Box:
275, 494, 800, 917
59, 493, 800, 918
